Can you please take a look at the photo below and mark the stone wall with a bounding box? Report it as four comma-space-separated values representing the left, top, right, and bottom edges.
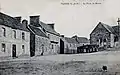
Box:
47, 33, 60, 54
90, 24, 113, 47
35, 35, 50, 56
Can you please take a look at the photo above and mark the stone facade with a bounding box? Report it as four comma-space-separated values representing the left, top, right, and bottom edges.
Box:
47, 33, 60, 54
90, 22, 116, 48
27, 25, 50, 57
35, 35, 50, 56
62, 37, 79, 54
29, 15, 60, 55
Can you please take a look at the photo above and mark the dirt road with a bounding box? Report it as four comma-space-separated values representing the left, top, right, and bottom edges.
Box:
0, 51, 120, 75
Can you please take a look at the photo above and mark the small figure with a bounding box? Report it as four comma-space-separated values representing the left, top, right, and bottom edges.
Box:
102, 65, 107, 71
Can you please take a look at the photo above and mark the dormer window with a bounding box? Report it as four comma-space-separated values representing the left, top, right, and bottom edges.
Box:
2, 27, 6, 37
22, 32, 25, 40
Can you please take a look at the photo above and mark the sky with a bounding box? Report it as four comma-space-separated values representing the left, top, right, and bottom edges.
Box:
0, 0, 120, 39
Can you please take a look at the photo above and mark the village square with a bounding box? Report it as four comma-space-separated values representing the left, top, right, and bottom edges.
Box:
0, 11, 120, 75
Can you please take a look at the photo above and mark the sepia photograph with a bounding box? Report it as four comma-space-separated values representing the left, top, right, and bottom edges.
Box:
0, 0, 120, 75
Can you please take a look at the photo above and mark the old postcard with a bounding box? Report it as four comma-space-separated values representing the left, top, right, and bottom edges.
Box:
0, 0, 120, 75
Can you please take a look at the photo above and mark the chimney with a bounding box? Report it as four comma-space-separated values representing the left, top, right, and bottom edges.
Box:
47, 23, 54, 29
14, 16, 21, 23
22, 19, 28, 28
30, 15, 40, 27
72, 35, 77, 38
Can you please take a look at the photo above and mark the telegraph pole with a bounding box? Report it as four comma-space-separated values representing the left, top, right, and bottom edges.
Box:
117, 18, 120, 41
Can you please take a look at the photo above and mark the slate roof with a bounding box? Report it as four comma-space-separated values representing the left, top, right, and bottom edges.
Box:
112, 26, 120, 36
101, 22, 115, 34
28, 25, 48, 38
72, 35, 89, 43
91, 22, 117, 35
77, 37, 88, 43
40, 21, 60, 36
65, 37, 78, 44
0, 12, 29, 32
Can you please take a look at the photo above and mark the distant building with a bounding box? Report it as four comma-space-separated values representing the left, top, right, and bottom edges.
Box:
72, 35, 89, 46
0, 12, 30, 57
60, 35, 89, 54
64, 37, 79, 54
90, 22, 119, 48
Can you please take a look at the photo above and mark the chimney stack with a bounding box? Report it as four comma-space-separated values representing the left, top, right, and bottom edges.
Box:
22, 19, 28, 28
47, 23, 54, 29
30, 15, 40, 27
14, 16, 21, 23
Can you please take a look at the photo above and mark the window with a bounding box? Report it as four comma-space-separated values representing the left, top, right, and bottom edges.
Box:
2, 27, 6, 37
48, 34, 50, 38
51, 44, 54, 49
22, 32, 25, 40
13, 30, 16, 39
22, 45, 25, 53
1, 43, 6, 52
114, 36, 118, 42
104, 39, 106, 42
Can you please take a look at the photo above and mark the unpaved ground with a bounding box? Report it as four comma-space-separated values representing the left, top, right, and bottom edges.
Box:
0, 51, 120, 75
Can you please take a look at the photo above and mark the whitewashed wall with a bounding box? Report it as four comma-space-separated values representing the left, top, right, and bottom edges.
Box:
0, 25, 30, 57
110, 34, 115, 47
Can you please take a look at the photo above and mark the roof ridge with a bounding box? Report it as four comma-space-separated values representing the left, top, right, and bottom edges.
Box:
40, 21, 60, 36
29, 25, 48, 38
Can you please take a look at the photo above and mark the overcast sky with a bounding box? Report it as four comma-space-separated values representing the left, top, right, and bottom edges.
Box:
0, 0, 120, 38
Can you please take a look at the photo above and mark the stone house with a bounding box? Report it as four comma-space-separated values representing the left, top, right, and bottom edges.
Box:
72, 35, 90, 46
0, 12, 30, 57
60, 35, 89, 54
29, 15, 60, 55
27, 25, 50, 57
90, 22, 119, 48
60, 36, 79, 54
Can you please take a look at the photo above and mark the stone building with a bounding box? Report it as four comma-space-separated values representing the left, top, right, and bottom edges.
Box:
90, 22, 119, 48
60, 36, 79, 54
27, 25, 50, 57
64, 37, 79, 54
29, 15, 60, 55
72, 35, 90, 46
0, 12, 30, 57
40, 22, 60, 54
60, 35, 89, 54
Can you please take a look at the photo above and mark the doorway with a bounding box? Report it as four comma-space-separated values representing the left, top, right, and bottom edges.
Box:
12, 44, 16, 57
60, 39, 64, 54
